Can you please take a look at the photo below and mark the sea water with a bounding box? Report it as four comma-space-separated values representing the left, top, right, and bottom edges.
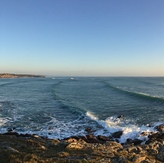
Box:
0, 77, 164, 143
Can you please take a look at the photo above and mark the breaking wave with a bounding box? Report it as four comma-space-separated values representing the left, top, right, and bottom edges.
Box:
86, 111, 161, 143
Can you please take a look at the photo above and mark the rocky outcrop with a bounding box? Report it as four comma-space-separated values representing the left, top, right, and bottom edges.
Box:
0, 124, 164, 162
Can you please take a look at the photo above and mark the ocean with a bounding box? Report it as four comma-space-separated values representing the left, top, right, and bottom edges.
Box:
0, 77, 164, 143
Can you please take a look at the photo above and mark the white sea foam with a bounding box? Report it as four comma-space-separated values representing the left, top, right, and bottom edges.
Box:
86, 111, 157, 143
86, 111, 98, 120
0, 110, 161, 143
17, 116, 88, 140
0, 118, 8, 127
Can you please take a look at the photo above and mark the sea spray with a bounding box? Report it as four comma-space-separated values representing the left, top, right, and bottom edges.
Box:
86, 111, 157, 143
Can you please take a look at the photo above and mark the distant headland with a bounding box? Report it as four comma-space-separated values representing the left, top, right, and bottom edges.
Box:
0, 73, 45, 78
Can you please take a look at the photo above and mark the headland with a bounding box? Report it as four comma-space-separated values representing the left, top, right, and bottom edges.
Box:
0, 73, 45, 78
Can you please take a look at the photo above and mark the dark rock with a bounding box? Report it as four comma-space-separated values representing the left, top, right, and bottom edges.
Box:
117, 115, 124, 119
140, 131, 149, 136
97, 135, 112, 142
48, 126, 53, 130
112, 131, 123, 138
85, 127, 92, 133
7, 128, 13, 132
155, 124, 164, 133
156, 146, 164, 162
126, 138, 143, 145
4, 132, 19, 136
7, 127, 16, 132
87, 134, 100, 143
78, 136, 88, 142
19, 133, 32, 137
126, 138, 133, 143
146, 132, 164, 144
84, 134, 101, 143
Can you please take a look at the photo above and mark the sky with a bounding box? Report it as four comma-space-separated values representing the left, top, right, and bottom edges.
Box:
0, 0, 164, 76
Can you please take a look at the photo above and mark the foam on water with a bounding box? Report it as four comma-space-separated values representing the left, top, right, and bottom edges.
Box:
86, 111, 157, 143
0, 111, 162, 143
86, 111, 98, 120
0, 118, 8, 127
13, 115, 91, 140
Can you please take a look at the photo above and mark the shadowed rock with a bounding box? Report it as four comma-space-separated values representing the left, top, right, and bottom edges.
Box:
117, 115, 124, 119
112, 131, 123, 138
97, 135, 112, 142
146, 132, 164, 144
126, 138, 143, 145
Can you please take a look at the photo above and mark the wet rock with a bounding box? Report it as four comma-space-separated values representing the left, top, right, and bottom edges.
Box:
112, 131, 123, 138
79, 135, 101, 143
156, 124, 164, 133
85, 127, 92, 133
7, 128, 12, 132
97, 135, 112, 142
117, 115, 124, 119
86, 134, 100, 143
48, 126, 53, 130
7, 127, 16, 132
140, 131, 150, 136
4, 132, 19, 136
19, 133, 32, 137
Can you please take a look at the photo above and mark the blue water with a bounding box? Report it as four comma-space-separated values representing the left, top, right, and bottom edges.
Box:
0, 77, 164, 142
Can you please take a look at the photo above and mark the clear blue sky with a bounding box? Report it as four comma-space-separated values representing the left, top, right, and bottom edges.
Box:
0, 0, 164, 76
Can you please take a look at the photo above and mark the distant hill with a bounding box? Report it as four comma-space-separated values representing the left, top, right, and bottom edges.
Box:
0, 73, 45, 78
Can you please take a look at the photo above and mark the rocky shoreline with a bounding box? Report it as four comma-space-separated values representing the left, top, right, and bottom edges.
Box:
0, 73, 45, 78
0, 124, 164, 163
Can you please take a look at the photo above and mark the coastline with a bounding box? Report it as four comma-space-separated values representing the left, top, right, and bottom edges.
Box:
0, 73, 45, 78
0, 124, 163, 163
